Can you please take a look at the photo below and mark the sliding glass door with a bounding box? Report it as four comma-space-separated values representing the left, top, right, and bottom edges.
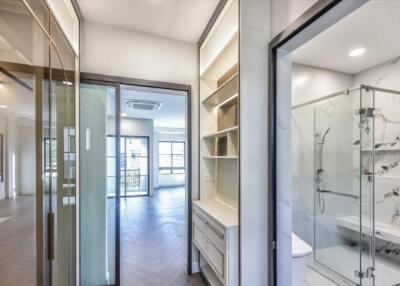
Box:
80, 83, 118, 285
107, 136, 149, 197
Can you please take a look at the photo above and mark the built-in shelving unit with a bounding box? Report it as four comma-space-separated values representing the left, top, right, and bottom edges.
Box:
195, 0, 239, 285
203, 126, 238, 139
203, 75, 238, 106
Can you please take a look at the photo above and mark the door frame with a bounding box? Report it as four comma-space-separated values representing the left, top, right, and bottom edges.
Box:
80, 72, 193, 285
267, 0, 370, 285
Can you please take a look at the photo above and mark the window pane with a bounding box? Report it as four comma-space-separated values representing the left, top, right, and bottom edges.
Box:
159, 155, 171, 168
173, 168, 185, 174
125, 170, 140, 190
159, 169, 171, 175
107, 137, 116, 156
159, 142, 171, 154
172, 155, 184, 168
172, 142, 185, 154
107, 157, 116, 177
126, 156, 138, 170
126, 138, 148, 156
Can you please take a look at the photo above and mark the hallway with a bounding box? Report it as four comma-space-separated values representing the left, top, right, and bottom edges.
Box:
0, 196, 35, 286
120, 187, 205, 286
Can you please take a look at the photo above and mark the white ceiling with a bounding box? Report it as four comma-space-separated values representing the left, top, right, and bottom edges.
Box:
292, 0, 400, 74
0, 72, 35, 119
76, 0, 219, 43
119, 85, 186, 129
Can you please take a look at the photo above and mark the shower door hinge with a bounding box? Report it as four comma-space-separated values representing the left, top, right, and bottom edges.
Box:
354, 267, 375, 279
272, 240, 277, 250
366, 267, 375, 278
358, 107, 375, 118
354, 270, 365, 279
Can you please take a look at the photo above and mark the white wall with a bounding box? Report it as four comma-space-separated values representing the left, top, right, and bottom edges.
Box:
0, 112, 6, 199
292, 63, 353, 105
0, 115, 36, 198
239, 0, 274, 284
153, 128, 186, 188
271, 0, 318, 37
81, 22, 197, 85
291, 64, 353, 248
18, 120, 36, 195
0, 112, 18, 199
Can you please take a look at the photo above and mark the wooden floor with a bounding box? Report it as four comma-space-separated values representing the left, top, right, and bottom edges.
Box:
0, 195, 35, 286
121, 187, 206, 286
0, 188, 205, 286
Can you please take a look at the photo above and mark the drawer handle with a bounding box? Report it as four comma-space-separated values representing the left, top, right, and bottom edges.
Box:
194, 210, 224, 239
206, 221, 224, 239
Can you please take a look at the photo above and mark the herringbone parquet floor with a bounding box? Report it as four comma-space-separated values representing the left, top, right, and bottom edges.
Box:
120, 187, 206, 286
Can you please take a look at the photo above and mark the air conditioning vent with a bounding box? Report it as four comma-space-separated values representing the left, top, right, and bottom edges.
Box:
125, 100, 162, 111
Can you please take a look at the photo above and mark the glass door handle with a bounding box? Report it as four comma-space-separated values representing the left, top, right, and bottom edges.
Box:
317, 189, 359, 199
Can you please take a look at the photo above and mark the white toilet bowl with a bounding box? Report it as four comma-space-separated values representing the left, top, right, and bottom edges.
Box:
292, 233, 313, 286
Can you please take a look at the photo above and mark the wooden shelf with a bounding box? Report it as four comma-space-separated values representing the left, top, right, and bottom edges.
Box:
203, 73, 238, 106
200, 31, 238, 81
204, 156, 238, 159
203, 126, 238, 139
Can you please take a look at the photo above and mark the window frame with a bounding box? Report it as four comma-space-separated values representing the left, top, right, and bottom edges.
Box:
158, 141, 185, 175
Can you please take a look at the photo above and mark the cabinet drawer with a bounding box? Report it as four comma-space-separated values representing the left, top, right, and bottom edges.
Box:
193, 209, 225, 252
193, 212, 207, 232
207, 239, 224, 277
193, 224, 208, 253
205, 223, 224, 252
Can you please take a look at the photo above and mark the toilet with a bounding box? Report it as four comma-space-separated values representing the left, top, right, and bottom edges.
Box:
292, 233, 313, 286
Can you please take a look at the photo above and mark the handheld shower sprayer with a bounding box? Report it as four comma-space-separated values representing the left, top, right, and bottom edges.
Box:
316, 127, 331, 214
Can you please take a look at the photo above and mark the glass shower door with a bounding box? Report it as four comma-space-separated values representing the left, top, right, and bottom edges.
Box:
313, 88, 374, 285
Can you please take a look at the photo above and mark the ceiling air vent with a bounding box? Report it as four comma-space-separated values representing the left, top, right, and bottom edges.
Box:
125, 100, 162, 111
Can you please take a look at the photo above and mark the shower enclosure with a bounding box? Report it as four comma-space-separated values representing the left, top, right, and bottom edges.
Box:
293, 85, 400, 286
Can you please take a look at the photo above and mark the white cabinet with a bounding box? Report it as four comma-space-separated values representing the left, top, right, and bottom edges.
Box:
193, 200, 238, 286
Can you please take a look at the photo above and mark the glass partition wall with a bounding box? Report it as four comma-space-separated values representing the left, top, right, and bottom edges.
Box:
0, 0, 78, 285
291, 86, 376, 285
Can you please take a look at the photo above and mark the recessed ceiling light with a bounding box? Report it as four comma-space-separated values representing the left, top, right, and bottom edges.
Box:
121, 113, 127, 117
0, 105, 8, 109
62, 81, 73, 86
349, 48, 366, 57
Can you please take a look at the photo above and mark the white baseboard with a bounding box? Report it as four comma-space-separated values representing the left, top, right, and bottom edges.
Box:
191, 260, 200, 273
